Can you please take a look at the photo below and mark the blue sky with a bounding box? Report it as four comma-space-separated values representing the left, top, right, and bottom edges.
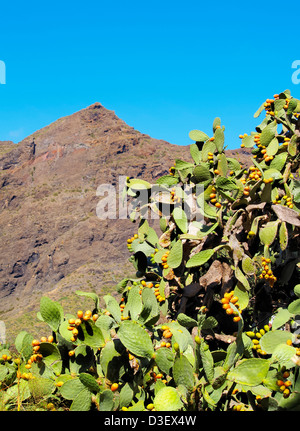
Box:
0, 0, 299, 149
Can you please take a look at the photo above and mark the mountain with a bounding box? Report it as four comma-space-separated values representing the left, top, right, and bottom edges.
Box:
0, 103, 251, 341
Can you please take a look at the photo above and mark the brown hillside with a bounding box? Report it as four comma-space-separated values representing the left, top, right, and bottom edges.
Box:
0, 103, 251, 340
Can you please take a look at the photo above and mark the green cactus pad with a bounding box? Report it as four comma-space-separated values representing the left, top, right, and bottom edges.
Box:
242, 256, 256, 276
199, 341, 214, 383
127, 285, 143, 321
279, 221, 288, 250
270, 152, 288, 171
242, 134, 255, 148
192, 163, 211, 183
294, 285, 300, 298
75, 290, 100, 310
6, 379, 31, 403
233, 284, 249, 310
235, 266, 250, 291
119, 382, 135, 408
79, 373, 100, 393
104, 295, 122, 323
177, 313, 198, 328
14, 331, 34, 361
260, 330, 293, 354
212, 117, 221, 131
201, 140, 216, 161
227, 358, 270, 386
39, 296, 64, 332
156, 175, 178, 186
288, 135, 297, 157
59, 377, 87, 400
214, 127, 225, 153
155, 347, 175, 375
189, 143, 202, 164
254, 101, 266, 118
189, 130, 209, 142
266, 138, 279, 156
272, 343, 297, 369
216, 176, 239, 192
272, 308, 292, 330
69, 345, 95, 374
38, 342, 62, 376
274, 98, 286, 112
186, 249, 214, 268
172, 207, 188, 234
217, 153, 228, 176
83, 321, 106, 347
118, 320, 154, 360
260, 120, 277, 146
28, 377, 55, 400
70, 387, 92, 411
127, 179, 152, 190
259, 220, 279, 246
0, 365, 8, 382
100, 340, 127, 382
288, 298, 300, 315
173, 355, 194, 391
167, 239, 183, 269
153, 386, 183, 411
139, 288, 160, 325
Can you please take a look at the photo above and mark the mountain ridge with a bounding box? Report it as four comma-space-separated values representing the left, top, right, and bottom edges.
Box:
0, 103, 251, 341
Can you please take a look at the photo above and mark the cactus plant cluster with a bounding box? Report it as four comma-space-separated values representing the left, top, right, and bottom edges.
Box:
1, 90, 300, 411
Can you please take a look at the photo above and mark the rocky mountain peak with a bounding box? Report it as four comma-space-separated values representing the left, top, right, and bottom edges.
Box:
0, 103, 251, 341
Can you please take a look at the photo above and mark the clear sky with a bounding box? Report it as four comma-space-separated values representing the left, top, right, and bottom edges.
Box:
0, 0, 299, 149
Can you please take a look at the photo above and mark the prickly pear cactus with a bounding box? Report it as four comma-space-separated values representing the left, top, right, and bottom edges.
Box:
2, 90, 300, 411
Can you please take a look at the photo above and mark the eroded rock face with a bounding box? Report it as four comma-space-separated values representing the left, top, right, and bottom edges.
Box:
0, 104, 251, 322
0, 104, 191, 318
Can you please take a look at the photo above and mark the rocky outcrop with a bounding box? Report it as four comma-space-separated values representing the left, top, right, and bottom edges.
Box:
0, 103, 251, 337
0, 103, 190, 323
